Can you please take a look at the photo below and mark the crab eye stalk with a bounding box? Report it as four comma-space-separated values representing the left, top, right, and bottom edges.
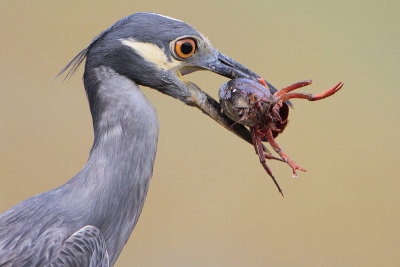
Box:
174, 38, 196, 59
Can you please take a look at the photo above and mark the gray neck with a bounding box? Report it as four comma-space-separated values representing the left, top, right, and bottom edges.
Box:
66, 66, 159, 264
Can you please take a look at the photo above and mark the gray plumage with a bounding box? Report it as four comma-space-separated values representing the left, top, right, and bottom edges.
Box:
0, 66, 158, 266
0, 12, 268, 266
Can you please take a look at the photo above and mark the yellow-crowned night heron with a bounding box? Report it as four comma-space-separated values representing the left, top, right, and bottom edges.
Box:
0, 12, 277, 266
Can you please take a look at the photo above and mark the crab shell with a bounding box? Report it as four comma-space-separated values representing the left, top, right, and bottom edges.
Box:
219, 78, 289, 138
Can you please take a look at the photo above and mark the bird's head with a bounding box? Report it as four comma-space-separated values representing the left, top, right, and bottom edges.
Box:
61, 12, 271, 144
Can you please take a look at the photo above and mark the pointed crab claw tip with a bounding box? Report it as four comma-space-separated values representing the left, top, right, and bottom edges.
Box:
334, 81, 344, 92
292, 167, 306, 178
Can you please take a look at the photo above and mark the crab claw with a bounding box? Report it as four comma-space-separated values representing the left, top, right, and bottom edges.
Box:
308, 81, 344, 101
278, 81, 344, 102
274, 80, 313, 97
286, 158, 307, 178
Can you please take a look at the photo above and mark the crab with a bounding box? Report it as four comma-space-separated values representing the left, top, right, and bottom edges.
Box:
219, 78, 343, 196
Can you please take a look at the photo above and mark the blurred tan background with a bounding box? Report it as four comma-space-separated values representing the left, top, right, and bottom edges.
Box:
1, 0, 399, 266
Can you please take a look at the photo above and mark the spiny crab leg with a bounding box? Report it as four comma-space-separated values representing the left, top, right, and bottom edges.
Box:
274, 80, 313, 97
251, 127, 284, 197
265, 127, 307, 178
278, 82, 344, 102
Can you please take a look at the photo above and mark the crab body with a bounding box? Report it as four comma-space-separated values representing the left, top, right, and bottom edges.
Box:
219, 78, 289, 137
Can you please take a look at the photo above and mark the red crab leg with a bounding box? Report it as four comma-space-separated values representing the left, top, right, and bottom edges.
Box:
278, 82, 344, 102
274, 80, 313, 97
251, 127, 284, 197
265, 128, 306, 177
249, 125, 284, 162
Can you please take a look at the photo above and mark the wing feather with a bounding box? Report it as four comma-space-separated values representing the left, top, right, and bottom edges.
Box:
50, 225, 109, 267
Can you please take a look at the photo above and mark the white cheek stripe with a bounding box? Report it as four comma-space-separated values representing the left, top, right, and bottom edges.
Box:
120, 38, 181, 70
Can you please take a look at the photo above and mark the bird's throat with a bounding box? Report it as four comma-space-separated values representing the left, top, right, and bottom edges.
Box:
79, 66, 159, 264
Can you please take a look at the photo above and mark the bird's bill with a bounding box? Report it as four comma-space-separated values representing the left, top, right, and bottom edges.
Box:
202, 51, 262, 81
181, 51, 270, 151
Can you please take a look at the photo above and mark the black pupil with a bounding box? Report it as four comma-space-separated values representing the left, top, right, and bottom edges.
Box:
180, 42, 193, 55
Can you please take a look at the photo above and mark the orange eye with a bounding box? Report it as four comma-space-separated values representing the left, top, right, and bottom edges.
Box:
175, 38, 196, 59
